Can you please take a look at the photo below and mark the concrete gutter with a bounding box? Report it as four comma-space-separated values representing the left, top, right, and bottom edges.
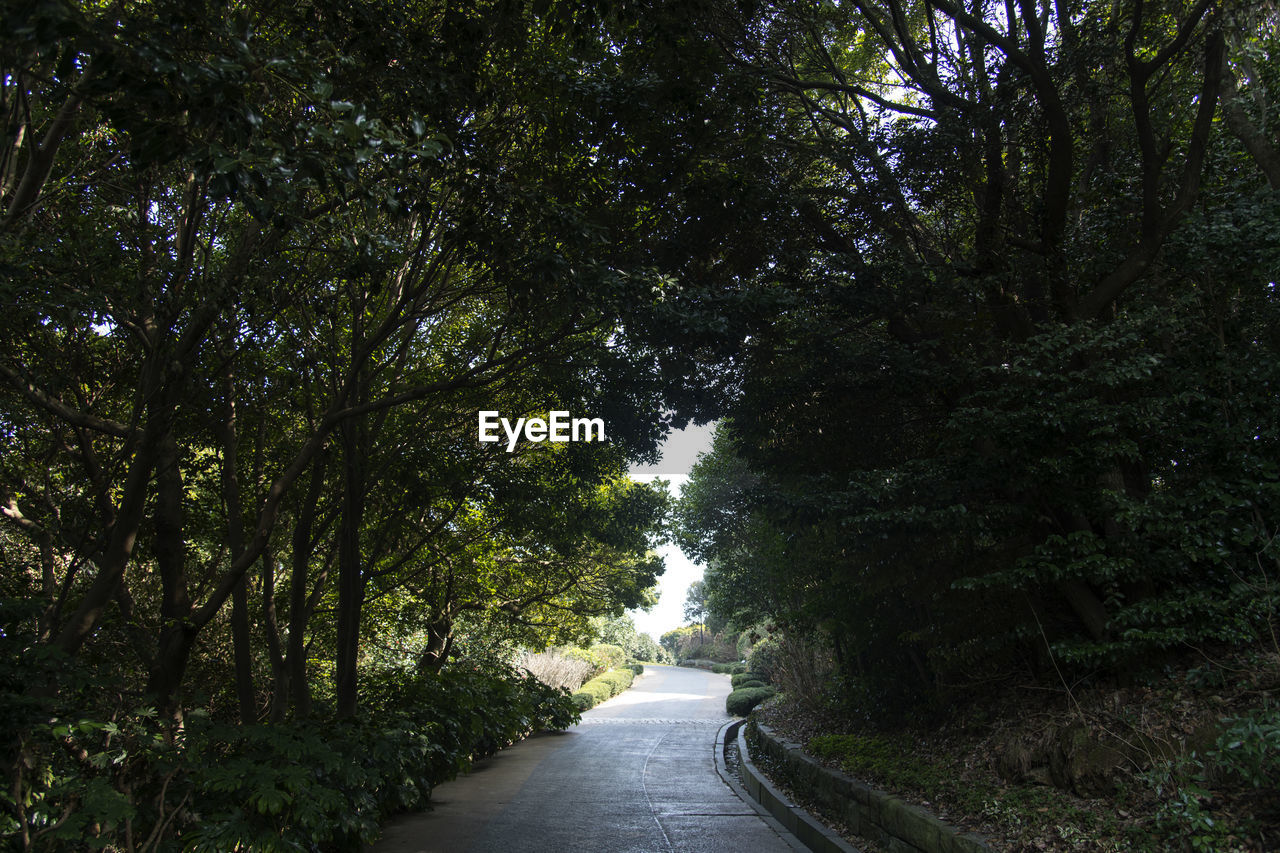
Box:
715, 720, 860, 853
748, 722, 995, 853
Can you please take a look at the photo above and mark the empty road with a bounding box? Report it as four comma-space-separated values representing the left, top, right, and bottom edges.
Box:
370, 664, 801, 852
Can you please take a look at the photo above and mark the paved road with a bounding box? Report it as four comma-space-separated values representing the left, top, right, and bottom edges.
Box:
370, 664, 801, 852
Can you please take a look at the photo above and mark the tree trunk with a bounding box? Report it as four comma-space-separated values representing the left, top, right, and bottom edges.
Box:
219, 359, 256, 724
417, 618, 453, 674
148, 426, 193, 723
286, 458, 326, 718
51, 421, 160, 657
147, 622, 197, 735
261, 547, 288, 722
334, 408, 367, 718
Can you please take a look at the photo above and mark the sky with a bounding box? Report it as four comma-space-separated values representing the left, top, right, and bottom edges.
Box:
625, 421, 717, 640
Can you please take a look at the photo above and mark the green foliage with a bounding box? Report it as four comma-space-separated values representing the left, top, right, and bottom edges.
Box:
809, 734, 932, 790
590, 614, 664, 662
1212, 704, 1280, 790
3, 663, 577, 850
726, 686, 775, 716
672, 0, 1280, 726
596, 667, 635, 697
568, 666, 636, 711
627, 663, 644, 676
711, 663, 734, 674
562, 643, 629, 679
659, 625, 697, 656
591, 644, 627, 672
731, 671, 767, 688
745, 639, 781, 682
1139, 702, 1280, 849
659, 623, 740, 663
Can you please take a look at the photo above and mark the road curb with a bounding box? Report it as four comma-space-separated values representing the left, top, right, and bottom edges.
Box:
715, 720, 859, 853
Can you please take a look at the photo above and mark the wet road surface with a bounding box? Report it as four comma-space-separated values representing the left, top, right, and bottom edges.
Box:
370, 664, 801, 852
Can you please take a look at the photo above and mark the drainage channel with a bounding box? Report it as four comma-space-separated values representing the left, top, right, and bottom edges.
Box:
715, 719, 864, 853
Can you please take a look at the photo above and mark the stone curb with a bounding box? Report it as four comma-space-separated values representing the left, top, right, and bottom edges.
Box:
748, 722, 995, 853
736, 722, 864, 853
714, 720, 854, 853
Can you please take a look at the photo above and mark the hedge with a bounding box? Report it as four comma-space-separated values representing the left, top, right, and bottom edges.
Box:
726, 686, 776, 716
569, 667, 636, 711
731, 671, 767, 688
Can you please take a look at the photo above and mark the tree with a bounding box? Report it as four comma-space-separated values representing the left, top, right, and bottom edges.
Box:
683, 579, 709, 642
0, 0, 765, 726
675, 0, 1280, 711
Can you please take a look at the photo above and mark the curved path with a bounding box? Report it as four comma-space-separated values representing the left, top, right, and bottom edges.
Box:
370, 664, 801, 852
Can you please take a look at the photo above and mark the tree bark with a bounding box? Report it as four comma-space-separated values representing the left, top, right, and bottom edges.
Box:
286, 458, 327, 718
334, 330, 368, 718
147, 425, 193, 723
417, 618, 454, 674
260, 546, 288, 722
219, 357, 256, 724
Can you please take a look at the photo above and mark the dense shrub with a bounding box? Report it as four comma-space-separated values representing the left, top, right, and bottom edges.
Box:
711, 663, 734, 674
662, 626, 740, 662
726, 686, 775, 716
592, 644, 627, 670
3, 663, 578, 851
628, 663, 644, 676
573, 680, 613, 706
731, 671, 767, 688
746, 637, 781, 682
597, 667, 635, 696
1210, 705, 1280, 791
562, 643, 628, 679
736, 679, 767, 690
567, 667, 636, 711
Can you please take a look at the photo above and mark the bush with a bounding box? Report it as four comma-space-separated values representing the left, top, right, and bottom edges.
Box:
731, 671, 766, 687
561, 643, 628, 679
746, 637, 782, 681
731, 663, 747, 675
578, 679, 613, 704
735, 679, 767, 690
726, 686, 775, 716
562, 646, 607, 678
520, 650, 595, 691
1210, 704, 1280, 790
711, 663, 734, 674
6, 662, 579, 851
628, 663, 644, 676
591, 643, 627, 671
568, 667, 636, 711
597, 667, 635, 696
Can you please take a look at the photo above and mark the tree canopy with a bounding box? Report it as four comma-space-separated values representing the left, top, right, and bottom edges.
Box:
3, 0, 1279, 847
676, 0, 1280, 716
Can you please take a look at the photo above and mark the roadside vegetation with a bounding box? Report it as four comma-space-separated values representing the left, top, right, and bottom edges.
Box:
665, 1, 1280, 848
518, 628, 660, 711
5, 0, 1279, 850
